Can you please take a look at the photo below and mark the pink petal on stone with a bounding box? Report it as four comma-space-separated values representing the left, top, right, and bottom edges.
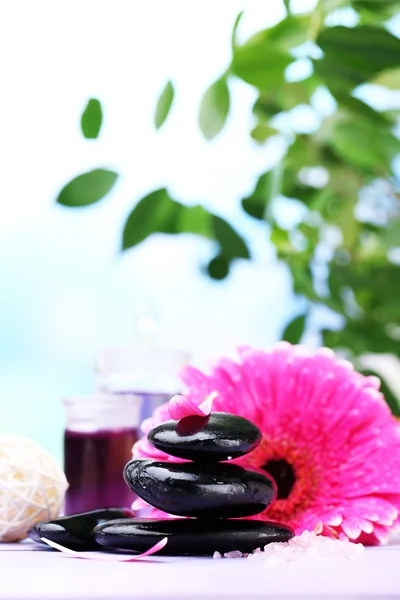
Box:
41, 537, 168, 561
168, 392, 217, 420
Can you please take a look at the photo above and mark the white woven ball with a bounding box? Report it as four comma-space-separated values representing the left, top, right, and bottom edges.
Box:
0, 434, 68, 542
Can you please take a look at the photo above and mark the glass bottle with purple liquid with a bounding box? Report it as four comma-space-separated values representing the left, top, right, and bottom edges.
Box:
63, 393, 141, 515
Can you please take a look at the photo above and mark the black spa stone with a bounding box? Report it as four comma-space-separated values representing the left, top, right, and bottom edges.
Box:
124, 459, 275, 518
94, 518, 294, 556
148, 412, 262, 462
28, 508, 134, 550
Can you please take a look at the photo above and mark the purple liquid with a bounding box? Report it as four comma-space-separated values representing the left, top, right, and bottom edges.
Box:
64, 428, 138, 515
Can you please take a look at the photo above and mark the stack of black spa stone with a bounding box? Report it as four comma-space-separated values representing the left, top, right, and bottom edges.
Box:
94, 413, 294, 555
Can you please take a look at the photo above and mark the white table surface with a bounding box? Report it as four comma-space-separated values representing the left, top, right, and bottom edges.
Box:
0, 538, 399, 600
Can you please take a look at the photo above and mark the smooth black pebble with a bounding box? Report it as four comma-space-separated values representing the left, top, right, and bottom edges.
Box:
148, 412, 262, 462
124, 459, 276, 518
94, 518, 294, 556
28, 507, 134, 550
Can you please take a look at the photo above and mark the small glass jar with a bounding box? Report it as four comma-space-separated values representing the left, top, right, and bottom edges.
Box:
62, 393, 141, 515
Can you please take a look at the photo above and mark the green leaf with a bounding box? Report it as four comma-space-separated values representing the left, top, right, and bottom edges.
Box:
122, 189, 176, 250
250, 123, 278, 143
298, 222, 320, 250
317, 26, 400, 79
155, 81, 174, 129
290, 261, 316, 299
282, 175, 316, 204
253, 94, 282, 118
205, 216, 250, 279
231, 11, 244, 51
122, 190, 249, 279
212, 215, 250, 259
360, 369, 400, 418
231, 25, 292, 91
376, 374, 400, 418
314, 25, 400, 95
252, 15, 311, 50
270, 225, 293, 254
282, 313, 306, 344
329, 119, 400, 172
371, 67, 400, 90
352, 0, 399, 9
322, 0, 349, 13
313, 57, 366, 94
57, 169, 118, 207
178, 204, 213, 238
323, 324, 400, 357
279, 78, 318, 110
283, 0, 290, 13
383, 219, 400, 247
123, 189, 213, 250
206, 254, 230, 280
241, 171, 273, 220
334, 93, 391, 124
329, 262, 400, 323
81, 98, 103, 139
232, 49, 291, 90
351, 0, 400, 21
199, 77, 230, 140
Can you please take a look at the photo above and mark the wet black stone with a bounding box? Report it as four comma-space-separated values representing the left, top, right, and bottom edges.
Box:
94, 518, 294, 556
28, 508, 134, 550
124, 459, 275, 518
148, 412, 262, 462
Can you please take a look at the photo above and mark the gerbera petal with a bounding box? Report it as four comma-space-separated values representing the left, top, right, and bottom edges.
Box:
358, 519, 374, 534
346, 497, 398, 526
363, 375, 381, 390
341, 519, 362, 540
370, 524, 391, 544
180, 366, 212, 401
323, 513, 343, 527
134, 437, 183, 462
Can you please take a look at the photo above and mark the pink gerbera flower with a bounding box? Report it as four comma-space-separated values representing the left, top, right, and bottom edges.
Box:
133, 343, 400, 544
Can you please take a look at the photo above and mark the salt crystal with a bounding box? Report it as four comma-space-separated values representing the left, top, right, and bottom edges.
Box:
213, 551, 222, 559
224, 550, 243, 558
248, 531, 364, 567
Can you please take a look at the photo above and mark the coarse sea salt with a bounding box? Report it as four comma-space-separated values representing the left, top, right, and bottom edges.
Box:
248, 531, 364, 567
213, 531, 365, 566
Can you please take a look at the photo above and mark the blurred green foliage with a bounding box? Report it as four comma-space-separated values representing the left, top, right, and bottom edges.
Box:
57, 0, 400, 415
